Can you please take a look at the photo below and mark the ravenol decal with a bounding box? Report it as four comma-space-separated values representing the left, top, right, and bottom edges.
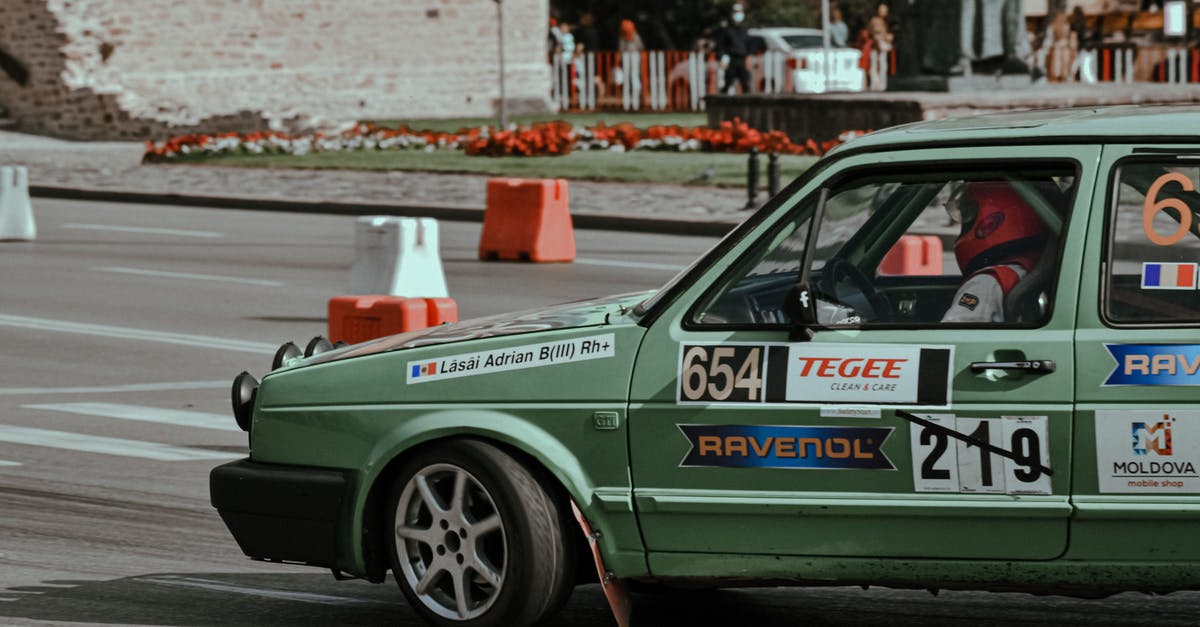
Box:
678, 424, 895, 470
405, 334, 614, 384
1103, 344, 1200, 386
677, 342, 953, 406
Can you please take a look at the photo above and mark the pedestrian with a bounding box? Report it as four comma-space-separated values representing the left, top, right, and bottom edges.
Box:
866, 3, 893, 90
615, 19, 645, 108
576, 12, 599, 55
830, 7, 850, 48
618, 18, 644, 54
1068, 6, 1097, 83
717, 2, 753, 94
558, 21, 576, 64
857, 26, 874, 90
1046, 8, 1071, 81
547, 16, 563, 64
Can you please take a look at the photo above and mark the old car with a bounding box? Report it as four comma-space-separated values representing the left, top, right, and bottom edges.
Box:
749, 26, 864, 93
212, 106, 1200, 626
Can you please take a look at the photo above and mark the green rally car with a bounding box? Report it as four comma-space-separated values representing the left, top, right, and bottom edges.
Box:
211, 106, 1200, 626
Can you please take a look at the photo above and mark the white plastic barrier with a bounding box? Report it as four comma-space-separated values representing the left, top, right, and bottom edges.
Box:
0, 166, 35, 241
349, 216, 448, 297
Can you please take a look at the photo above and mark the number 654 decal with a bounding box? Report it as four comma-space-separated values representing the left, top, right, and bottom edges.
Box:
902, 411, 1052, 495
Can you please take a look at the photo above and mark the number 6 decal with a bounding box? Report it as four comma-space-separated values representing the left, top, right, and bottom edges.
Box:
1144, 172, 1195, 247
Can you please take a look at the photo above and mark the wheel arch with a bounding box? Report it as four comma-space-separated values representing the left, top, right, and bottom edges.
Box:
350, 409, 602, 582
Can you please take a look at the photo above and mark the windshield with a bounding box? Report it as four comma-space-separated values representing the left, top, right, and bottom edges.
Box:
782, 34, 825, 49
634, 242, 720, 316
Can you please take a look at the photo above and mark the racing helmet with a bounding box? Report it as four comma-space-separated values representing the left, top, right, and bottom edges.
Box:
953, 181, 1051, 277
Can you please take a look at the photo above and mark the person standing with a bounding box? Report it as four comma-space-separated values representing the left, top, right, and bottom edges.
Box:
1069, 6, 1097, 83
830, 7, 850, 48
867, 3, 894, 90
717, 2, 754, 94
617, 19, 645, 108
576, 12, 599, 56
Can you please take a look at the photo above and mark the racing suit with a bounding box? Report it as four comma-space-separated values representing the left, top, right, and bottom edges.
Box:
941, 263, 1027, 323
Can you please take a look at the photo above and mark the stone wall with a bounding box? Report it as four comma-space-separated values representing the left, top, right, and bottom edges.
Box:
0, 0, 551, 140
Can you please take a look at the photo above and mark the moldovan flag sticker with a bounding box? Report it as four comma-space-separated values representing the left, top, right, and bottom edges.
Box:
1141, 262, 1197, 290
410, 361, 437, 379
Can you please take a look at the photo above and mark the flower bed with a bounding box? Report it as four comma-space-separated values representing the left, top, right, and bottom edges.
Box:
143, 119, 868, 162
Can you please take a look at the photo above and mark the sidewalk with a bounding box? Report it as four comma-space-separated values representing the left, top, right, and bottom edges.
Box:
0, 130, 754, 237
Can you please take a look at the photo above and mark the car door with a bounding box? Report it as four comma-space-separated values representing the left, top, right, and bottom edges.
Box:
1070, 144, 1200, 561
629, 145, 1097, 563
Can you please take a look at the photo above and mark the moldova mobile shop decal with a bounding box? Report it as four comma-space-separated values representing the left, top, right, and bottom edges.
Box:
1095, 409, 1200, 494
678, 424, 895, 470
677, 342, 953, 406
1103, 344, 1200, 386
407, 334, 614, 384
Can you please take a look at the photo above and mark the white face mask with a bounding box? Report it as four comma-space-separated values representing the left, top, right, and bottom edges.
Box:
733, 11, 745, 23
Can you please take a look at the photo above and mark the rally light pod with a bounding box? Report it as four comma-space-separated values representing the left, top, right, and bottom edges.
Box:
272, 341, 301, 371
305, 336, 334, 357
231, 371, 259, 432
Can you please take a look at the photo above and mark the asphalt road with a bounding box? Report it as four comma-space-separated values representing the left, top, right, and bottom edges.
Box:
2, 199, 1200, 626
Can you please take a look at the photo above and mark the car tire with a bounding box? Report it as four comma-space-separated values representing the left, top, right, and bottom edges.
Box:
386, 439, 576, 627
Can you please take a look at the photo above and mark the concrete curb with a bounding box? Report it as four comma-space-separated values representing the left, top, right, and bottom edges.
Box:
29, 186, 740, 238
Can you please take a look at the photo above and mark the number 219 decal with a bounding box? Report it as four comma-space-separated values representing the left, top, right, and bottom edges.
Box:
909, 414, 1052, 495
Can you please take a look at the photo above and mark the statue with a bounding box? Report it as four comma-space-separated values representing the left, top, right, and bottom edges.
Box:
894, 0, 1030, 85
951, 0, 1031, 75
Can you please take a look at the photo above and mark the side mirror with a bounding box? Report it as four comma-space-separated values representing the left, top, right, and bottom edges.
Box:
784, 282, 816, 341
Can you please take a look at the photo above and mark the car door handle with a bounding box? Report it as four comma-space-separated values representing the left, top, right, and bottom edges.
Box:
969, 360, 1056, 374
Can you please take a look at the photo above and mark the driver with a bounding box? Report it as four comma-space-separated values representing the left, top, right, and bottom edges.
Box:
942, 181, 1052, 322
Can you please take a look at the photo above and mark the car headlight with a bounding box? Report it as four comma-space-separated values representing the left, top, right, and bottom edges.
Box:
231, 371, 259, 432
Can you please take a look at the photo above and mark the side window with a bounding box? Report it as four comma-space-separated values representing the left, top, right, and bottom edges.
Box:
810, 168, 1074, 327
1107, 162, 1200, 324
691, 165, 1076, 328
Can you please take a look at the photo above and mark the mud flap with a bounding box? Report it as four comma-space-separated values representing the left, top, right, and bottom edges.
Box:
570, 499, 632, 627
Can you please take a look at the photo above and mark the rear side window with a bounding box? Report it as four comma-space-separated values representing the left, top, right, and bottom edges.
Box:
1107, 162, 1200, 324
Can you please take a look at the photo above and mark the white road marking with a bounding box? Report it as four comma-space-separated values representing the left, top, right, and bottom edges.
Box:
0, 426, 241, 461
0, 315, 276, 355
0, 460, 22, 467
97, 266, 283, 287
25, 402, 239, 432
63, 223, 223, 238
0, 380, 229, 396
136, 575, 380, 606
574, 257, 686, 272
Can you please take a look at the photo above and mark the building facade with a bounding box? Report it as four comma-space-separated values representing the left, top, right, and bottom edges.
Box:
0, 0, 551, 140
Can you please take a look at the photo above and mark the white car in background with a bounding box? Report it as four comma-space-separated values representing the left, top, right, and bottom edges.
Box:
749, 27, 864, 93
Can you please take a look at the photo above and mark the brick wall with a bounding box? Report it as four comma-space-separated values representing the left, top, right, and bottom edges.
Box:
0, 0, 551, 140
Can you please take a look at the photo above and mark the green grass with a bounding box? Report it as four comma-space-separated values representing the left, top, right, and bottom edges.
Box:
373, 112, 709, 133
186, 149, 819, 187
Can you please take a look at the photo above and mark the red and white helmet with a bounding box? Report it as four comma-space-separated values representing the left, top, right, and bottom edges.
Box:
954, 181, 1050, 276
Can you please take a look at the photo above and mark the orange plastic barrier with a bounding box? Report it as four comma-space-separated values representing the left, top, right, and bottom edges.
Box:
479, 178, 576, 262
878, 235, 943, 276
328, 296, 458, 344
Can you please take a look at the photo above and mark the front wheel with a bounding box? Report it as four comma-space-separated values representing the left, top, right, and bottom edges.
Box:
386, 439, 576, 627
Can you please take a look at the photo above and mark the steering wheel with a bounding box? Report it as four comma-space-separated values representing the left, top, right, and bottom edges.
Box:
818, 256, 892, 323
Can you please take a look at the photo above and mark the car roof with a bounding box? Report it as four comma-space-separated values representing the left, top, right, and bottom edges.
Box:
834, 105, 1200, 155
748, 27, 822, 36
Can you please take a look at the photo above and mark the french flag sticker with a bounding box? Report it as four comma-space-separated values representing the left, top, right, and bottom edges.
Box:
1142, 262, 1198, 290
410, 361, 437, 378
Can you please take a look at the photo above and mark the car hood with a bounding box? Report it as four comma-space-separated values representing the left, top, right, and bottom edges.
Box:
296, 291, 652, 369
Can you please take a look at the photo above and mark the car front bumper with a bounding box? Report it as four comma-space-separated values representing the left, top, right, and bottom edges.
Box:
210, 459, 350, 568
